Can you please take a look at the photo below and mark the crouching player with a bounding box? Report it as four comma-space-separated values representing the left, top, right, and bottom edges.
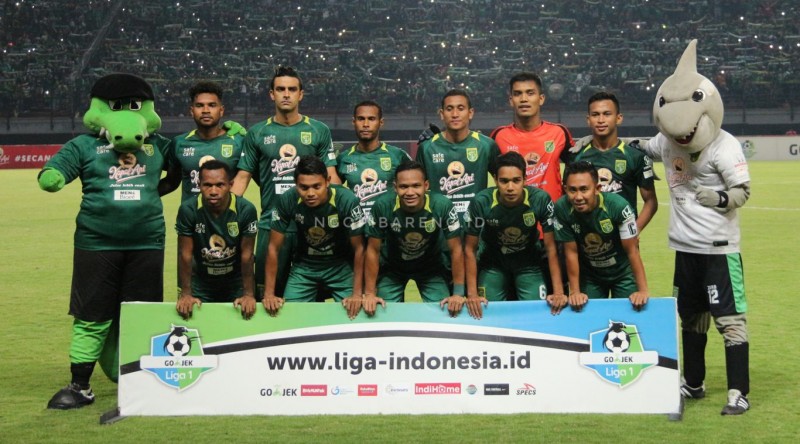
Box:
175, 161, 258, 319
364, 161, 467, 317
463, 152, 567, 319
262, 156, 366, 319
553, 161, 649, 311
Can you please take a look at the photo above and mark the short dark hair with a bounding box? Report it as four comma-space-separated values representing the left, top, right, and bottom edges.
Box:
509, 72, 543, 94
492, 151, 526, 178
395, 160, 427, 181
588, 91, 621, 114
271, 66, 303, 91
563, 160, 598, 185
199, 159, 232, 182
441, 89, 472, 109
353, 100, 383, 119
295, 155, 327, 180
189, 81, 224, 104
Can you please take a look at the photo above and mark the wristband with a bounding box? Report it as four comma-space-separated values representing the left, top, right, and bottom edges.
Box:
453, 284, 465, 295
716, 191, 729, 208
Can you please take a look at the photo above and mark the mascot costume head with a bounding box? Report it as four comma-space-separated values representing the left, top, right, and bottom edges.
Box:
652, 39, 723, 154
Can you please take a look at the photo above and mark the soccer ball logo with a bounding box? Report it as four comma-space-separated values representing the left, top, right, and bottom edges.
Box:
164, 326, 193, 357
603, 321, 631, 353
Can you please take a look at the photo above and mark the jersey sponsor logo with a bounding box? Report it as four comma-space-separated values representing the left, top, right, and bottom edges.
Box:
466, 147, 478, 162
141, 144, 154, 156
400, 231, 429, 261
440, 161, 475, 195
499, 226, 530, 254
544, 141, 555, 153
195, 223, 206, 234
599, 219, 614, 233
301, 132, 312, 145
523, 212, 536, 227
380, 157, 392, 171
246, 220, 257, 234
346, 163, 358, 174
271, 145, 299, 176
295, 213, 305, 224
432, 153, 445, 163
353, 168, 388, 202
202, 234, 237, 262
227, 222, 239, 237
621, 206, 634, 220
615, 159, 627, 174
221, 144, 233, 158
263, 135, 277, 145
306, 226, 333, 250
183, 147, 196, 157
583, 233, 613, 257
198, 155, 215, 167
668, 157, 692, 188
97, 144, 113, 154
109, 153, 147, 182
114, 190, 141, 201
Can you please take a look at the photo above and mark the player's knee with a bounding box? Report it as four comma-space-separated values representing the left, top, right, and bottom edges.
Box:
680, 311, 711, 334
714, 313, 748, 345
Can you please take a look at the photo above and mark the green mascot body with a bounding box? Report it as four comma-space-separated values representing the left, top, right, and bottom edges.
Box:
40, 73, 170, 410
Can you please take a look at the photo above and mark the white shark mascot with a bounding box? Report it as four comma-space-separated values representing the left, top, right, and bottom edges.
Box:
643, 39, 751, 415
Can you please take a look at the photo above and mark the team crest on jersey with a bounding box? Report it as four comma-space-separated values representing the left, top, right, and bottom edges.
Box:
466, 147, 478, 162
544, 141, 555, 153
424, 219, 436, 233
221, 144, 233, 158
523, 212, 536, 227
141, 144, 154, 156
615, 159, 626, 174
328, 214, 339, 228
600, 219, 613, 234
301, 132, 312, 145
227, 222, 239, 237
380, 157, 392, 171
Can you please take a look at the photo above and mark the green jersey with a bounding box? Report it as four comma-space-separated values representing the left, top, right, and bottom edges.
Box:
169, 130, 245, 202
366, 192, 461, 274
175, 194, 258, 283
44, 134, 171, 250
238, 115, 336, 227
336, 142, 411, 218
554, 192, 639, 281
272, 184, 365, 268
464, 186, 554, 268
415, 131, 500, 216
570, 140, 655, 214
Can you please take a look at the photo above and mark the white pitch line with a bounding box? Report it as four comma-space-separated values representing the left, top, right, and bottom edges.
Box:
659, 203, 800, 211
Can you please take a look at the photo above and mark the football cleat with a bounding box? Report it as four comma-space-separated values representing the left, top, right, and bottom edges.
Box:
679, 379, 706, 399
47, 383, 95, 410
721, 389, 750, 415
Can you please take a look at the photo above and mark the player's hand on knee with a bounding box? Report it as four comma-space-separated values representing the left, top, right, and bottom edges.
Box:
262, 295, 284, 317
465, 295, 488, 320
568, 292, 588, 312
546, 293, 568, 315
342, 295, 364, 320
362, 293, 386, 317
234, 295, 257, 320
176, 294, 201, 319
629, 291, 649, 311
440, 296, 466, 318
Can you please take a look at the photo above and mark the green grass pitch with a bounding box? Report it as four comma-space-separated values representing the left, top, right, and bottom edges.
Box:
0, 162, 798, 442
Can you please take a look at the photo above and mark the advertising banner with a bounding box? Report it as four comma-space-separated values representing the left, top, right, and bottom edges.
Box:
0, 144, 61, 169
118, 299, 680, 416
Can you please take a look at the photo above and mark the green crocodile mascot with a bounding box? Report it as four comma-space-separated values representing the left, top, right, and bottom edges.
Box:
40, 73, 172, 410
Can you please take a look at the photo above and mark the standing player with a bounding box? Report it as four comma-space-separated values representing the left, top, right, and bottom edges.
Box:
262, 156, 365, 319
175, 161, 258, 320
364, 161, 467, 317
490, 72, 574, 203
463, 152, 566, 319
231, 66, 338, 298
336, 100, 411, 218
553, 161, 649, 310
571, 92, 657, 232
163, 81, 246, 203
39, 74, 171, 409
416, 89, 500, 219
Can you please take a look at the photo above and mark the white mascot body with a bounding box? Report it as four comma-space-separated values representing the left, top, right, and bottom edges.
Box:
643, 39, 752, 415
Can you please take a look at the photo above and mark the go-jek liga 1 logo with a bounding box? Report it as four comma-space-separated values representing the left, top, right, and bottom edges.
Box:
140, 325, 218, 391
578, 321, 659, 388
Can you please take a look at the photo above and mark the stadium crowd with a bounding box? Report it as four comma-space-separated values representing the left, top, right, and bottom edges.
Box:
2, 0, 799, 117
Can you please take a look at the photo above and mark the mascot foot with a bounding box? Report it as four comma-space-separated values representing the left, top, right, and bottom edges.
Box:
720, 389, 749, 415
47, 383, 95, 410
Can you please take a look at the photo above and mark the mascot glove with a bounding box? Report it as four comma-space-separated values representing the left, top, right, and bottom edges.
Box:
418, 123, 441, 143
222, 120, 247, 136
38, 168, 65, 192
689, 180, 727, 208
